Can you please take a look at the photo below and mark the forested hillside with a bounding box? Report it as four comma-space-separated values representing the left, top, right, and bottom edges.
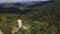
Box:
0, 0, 60, 34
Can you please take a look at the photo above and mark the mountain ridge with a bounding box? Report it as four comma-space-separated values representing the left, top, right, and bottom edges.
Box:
0, 1, 52, 8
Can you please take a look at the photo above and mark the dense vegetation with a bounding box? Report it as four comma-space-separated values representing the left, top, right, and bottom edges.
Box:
0, 0, 60, 34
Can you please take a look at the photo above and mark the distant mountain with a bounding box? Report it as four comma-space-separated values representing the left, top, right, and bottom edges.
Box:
0, 2, 24, 8
0, 0, 54, 14
0, 1, 52, 8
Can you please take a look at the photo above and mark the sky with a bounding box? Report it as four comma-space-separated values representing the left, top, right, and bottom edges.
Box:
0, 0, 49, 3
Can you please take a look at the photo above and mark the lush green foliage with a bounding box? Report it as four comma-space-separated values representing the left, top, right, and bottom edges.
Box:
0, 0, 60, 34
